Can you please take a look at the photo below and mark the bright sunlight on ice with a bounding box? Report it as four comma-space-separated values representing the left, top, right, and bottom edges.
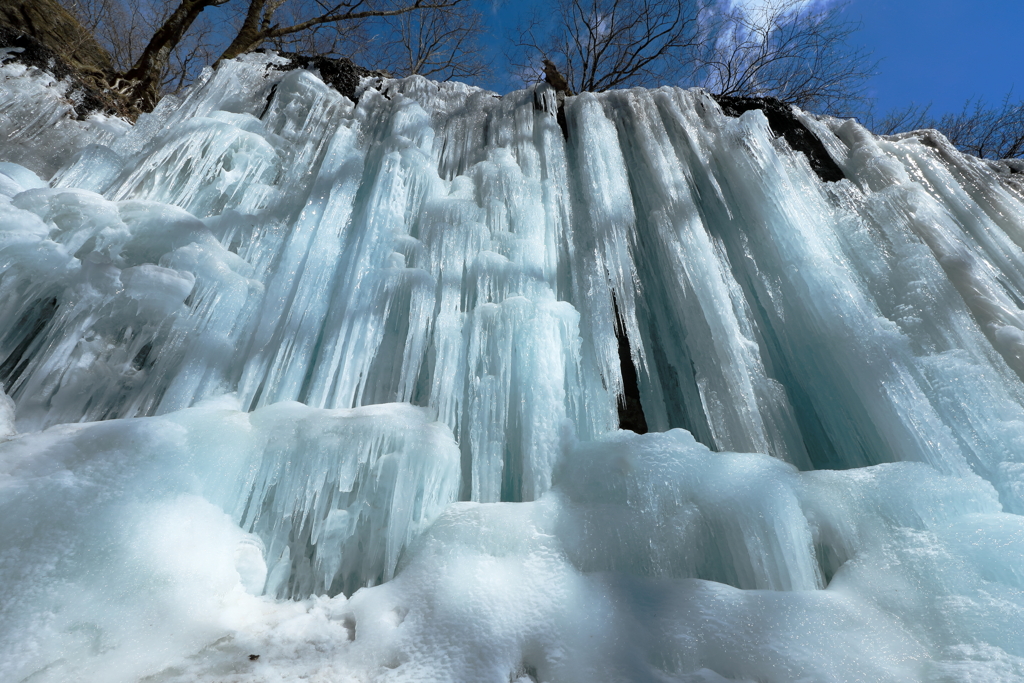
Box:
3, 52, 1024, 682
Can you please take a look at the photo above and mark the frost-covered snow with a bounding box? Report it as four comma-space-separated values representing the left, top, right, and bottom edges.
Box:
2, 52, 1024, 681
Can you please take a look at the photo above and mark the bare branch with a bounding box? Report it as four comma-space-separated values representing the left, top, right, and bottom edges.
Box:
60, 0, 224, 106
866, 102, 933, 136
511, 0, 708, 94
697, 0, 877, 115
364, 2, 490, 80
217, 0, 466, 62
867, 91, 1024, 160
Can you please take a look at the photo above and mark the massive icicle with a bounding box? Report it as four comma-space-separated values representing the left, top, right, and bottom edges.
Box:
3, 52, 1024, 681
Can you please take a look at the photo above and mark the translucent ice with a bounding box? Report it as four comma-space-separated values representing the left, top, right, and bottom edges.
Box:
0, 400, 459, 681
4, 425, 1021, 682
4, 52, 1024, 681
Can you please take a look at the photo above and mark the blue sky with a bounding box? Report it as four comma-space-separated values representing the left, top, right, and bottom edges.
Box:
854, 0, 1023, 115
478, 0, 1023, 118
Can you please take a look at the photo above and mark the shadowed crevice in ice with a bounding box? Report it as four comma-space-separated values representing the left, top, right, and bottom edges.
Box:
614, 296, 648, 434
0, 295, 57, 391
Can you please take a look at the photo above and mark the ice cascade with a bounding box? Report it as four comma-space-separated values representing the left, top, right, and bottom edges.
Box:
3, 53, 1024, 681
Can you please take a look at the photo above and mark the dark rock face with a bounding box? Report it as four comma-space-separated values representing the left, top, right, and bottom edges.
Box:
0, 0, 125, 119
0, 24, 117, 118
0, 0, 113, 75
612, 298, 648, 435
617, 328, 648, 434
714, 95, 845, 183
266, 52, 388, 102
542, 59, 570, 95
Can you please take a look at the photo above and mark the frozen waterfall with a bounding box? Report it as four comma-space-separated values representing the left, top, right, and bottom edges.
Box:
2, 52, 1024, 681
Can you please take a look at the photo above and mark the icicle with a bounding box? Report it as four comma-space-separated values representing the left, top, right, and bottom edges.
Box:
5, 52, 1024, 683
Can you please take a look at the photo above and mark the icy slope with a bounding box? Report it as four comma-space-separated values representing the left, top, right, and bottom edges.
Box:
2, 52, 1024, 681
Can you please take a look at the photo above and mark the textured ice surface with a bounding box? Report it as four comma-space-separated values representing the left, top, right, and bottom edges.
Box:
3, 426, 1022, 682
0, 53, 130, 177
3, 53, 1024, 681
0, 400, 460, 681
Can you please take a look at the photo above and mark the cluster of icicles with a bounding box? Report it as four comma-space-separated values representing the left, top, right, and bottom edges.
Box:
3, 52, 1024, 682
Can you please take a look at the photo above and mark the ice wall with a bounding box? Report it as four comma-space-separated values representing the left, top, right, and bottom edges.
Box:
3, 52, 1024, 681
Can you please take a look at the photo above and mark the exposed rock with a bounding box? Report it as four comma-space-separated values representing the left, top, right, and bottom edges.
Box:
0, 0, 112, 75
0, 1, 130, 119
987, 158, 1024, 198
985, 158, 1024, 176
0, 25, 122, 119
542, 59, 570, 95
264, 51, 388, 103
714, 94, 845, 183
538, 60, 570, 139
894, 128, 1024, 199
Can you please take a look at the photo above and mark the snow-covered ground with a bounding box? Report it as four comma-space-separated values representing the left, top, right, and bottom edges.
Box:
2, 52, 1024, 681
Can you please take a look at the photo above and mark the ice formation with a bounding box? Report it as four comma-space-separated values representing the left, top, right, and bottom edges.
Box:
3, 52, 1024, 681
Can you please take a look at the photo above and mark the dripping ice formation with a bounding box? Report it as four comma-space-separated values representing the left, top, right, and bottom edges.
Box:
2, 51, 1024, 681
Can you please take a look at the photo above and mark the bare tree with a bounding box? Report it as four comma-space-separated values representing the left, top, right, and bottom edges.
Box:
511, 0, 709, 94
698, 0, 876, 115
118, 0, 231, 108
258, 9, 372, 59
257, 0, 490, 80
162, 8, 219, 93
373, 3, 489, 80
61, 0, 220, 95
510, 0, 874, 114
868, 101, 933, 136
62, 0, 472, 111
871, 94, 1024, 160
932, 95, 1024, 160
215, 0, 465, 63
57, 0, 141, 75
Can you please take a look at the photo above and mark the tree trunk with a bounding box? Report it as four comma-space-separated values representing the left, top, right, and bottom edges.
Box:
122, 0, 223, 110
218, 0, 268, 62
